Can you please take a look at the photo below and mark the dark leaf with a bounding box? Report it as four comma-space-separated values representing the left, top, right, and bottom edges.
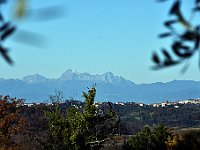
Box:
0, 13, 3, 22
196, 0, 200, 5
195, 26, 200, 48
194, 34, 200, 49
152, 52, 160, 64
169, 0, 180, 15
1, 26, 16, 41
169, 1, 191, 28
162, 48, 174, 66
0, 46, 13, 64
195, 25, 200, 31
0, 0, 6, 4
159, 32, 172, 38
178, 13, 191, 29
193, 6, 200, 12
179, 45, 190, 51
181, 31, 197, 41
0, 22, 9, 32
164, 20, 177, 29
164, 60, 174, 66
151, 60, 180, 70
167, 60, 180, 66
172, 42, 193, 58
162, 49, 172, 60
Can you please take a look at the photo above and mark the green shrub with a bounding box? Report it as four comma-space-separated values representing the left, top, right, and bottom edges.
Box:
124, 124, 171, 150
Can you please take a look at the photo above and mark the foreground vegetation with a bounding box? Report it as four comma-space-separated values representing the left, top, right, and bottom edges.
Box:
0, 88, 200, 150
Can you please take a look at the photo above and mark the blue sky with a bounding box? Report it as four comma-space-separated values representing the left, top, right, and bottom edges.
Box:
0, 0, 200, 83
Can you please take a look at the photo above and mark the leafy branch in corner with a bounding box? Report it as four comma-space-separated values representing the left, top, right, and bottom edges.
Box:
0, 0, 16, 64
152, 0, 200, 72
0, 0, 64, 65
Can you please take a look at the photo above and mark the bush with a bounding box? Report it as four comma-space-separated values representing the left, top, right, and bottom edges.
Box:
124, 124, 171, 150
166, 128, 200, 150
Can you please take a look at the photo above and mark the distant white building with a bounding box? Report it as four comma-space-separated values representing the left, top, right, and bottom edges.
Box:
153, 103, 160, 107
161, 101, 168, 107
139, 103, 144, 107
24, 103, 35, 107
174, 105, 179, 108
179, 100, 190, 104
116, 102, 125, 106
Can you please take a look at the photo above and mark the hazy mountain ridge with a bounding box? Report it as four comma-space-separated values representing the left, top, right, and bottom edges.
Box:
0, 70, 200, 103
22, 69, 131, 84
23, 74, 49, 84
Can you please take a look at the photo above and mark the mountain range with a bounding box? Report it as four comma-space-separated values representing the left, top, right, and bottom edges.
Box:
0, 69, 200, 103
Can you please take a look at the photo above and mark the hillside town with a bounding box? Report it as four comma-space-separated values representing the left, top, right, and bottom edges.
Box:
23, 99, 200, 108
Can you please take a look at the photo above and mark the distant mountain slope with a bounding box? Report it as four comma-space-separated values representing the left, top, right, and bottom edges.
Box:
0, 69, 200, 103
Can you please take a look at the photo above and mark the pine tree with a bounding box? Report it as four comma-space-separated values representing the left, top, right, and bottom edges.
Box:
44, 86, 119, 150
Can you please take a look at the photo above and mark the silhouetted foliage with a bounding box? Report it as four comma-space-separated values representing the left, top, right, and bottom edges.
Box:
152, 0, 200, 72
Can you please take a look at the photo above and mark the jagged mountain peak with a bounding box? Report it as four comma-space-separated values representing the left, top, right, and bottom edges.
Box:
58, 69, 129, 84
21, 70, 133, 85
103, 71, 114, 76
59, 69, 79, 80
